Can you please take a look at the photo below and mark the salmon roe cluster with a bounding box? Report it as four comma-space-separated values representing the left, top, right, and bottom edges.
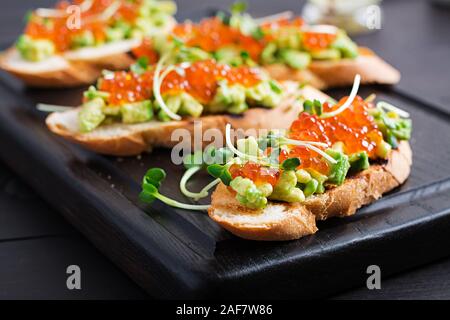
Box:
230, 97, 384, 185
286, 96, 383, 173
25, 0, 141, 52
172, 18, 267, 61
98, 59, 264, 105
229, 162, 280, 187
302, 32, 337, 51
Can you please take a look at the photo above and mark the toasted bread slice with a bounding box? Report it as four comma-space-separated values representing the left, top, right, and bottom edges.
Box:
46, 83, 329, 156
208, 141, 412, 241
0, 17, 176, 88
264, 47, 400, 90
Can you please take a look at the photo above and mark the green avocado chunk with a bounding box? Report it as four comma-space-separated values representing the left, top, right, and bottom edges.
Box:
325, 149, 350, 186
269, 171, 305, 203
261, 43, 278, 64
121, 100, 153, 124
71, 31, 96, 49
245, 81, 282, 108
230, 176, 269, 209
349, 152, 370, 174
279, 49, 311, 69
157, 93, 203, 121
331, 31, 359, 59
310, 48, 342, 60
16, 35, 55, 62
214, 47, 243, 66
78, 98, 106, 133
209, 82, 248, 114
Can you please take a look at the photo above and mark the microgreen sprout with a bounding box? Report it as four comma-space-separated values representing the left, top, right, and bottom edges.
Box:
140, 168, 209, 211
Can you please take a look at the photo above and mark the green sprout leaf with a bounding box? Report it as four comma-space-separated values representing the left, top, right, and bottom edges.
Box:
281, 158, 301, 171
140, 168, 209, 211
303, 99, 323, 116
207, 164, 232, 186
143, 168, 166, 189
240, 50, 250, 60
130, 56, 149, 75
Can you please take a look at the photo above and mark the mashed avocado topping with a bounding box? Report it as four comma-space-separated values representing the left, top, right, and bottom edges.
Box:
203, 77, 412, 210
17, 0, 177, 61
78, 59, 283, 132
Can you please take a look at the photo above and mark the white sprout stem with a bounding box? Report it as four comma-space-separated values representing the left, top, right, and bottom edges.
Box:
281, 140, 337, 164
37, 103, 73, 112
80, 0, 94, 12
155, 193, 210, 211
254, 11, 294, 25
300, 24, 338, 35
377, 101, 410, 118
199, 178, 221, 195
321, 74, 361, 119
97, 0, 121, 20
85, 0, 121, 23
35, 8, 67, 18
280, 137, 329, 148
225, 124, 261, 162
153, 54, 182, 121
180, 166, 210, 200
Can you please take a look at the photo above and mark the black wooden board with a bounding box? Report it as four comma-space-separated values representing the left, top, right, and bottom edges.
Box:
1, 4, 450, 299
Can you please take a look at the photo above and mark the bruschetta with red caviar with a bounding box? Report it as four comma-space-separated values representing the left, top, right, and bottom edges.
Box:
139, 75, 412, 241
132, 3, 400, 89
45, 56, 328, 155
0, 0, 177, 87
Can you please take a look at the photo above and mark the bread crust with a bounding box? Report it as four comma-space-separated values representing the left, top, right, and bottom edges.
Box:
264, 48, 400, 90
45, 83, 329, 156
0, 48, 134, 88
208, 141, 412, 241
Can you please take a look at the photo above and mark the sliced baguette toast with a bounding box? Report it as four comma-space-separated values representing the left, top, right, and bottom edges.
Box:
264, 48, 400, 90
0, 18, 175, 88
208, 141, 412, 241
46, 83, 329, 156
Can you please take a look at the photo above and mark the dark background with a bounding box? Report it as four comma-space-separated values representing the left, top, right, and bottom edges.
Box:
0, 0, 449, 299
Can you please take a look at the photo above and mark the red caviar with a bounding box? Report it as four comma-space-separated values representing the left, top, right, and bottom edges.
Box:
172, 18, 266, 61
25, 0, 141, 52
229, 162, 280, 187
98, 59, 264, 105
287, 96, 383, 173
302, 32, 337, 51
231, 97, 384, 185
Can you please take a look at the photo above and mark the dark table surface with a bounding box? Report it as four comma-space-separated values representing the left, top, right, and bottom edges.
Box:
0, 0, 449, 300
